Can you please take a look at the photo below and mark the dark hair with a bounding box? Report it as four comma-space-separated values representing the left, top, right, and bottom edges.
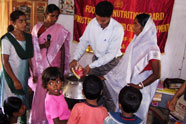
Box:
135, 13, 150, 27
8, 10, 25, 32
42, 67, 64, 89
0, 108, 9, 124
1, 97, 23, 121
119, 86, 142, 113
46, 4, 60, 15
83, 75, 103, 100
95, 1, 113, 17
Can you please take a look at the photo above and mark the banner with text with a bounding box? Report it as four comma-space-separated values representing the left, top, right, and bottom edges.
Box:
74, 0, 174, 53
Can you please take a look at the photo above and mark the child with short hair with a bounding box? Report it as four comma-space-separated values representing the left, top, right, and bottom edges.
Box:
103, 86, 143, 124
42, 67, 70, 124
0, 96, 26, 124
67, 75, 108, 124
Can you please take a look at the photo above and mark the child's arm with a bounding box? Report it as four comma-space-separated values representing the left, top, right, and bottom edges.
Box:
53, 118, 67, 124
168, 81, 186, 111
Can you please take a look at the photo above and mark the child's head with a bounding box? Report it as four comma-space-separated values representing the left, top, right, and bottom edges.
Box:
42, 67, 64, 95
119, 86, 142, 113
83, 75, 103, 100
0, 96, 26, 123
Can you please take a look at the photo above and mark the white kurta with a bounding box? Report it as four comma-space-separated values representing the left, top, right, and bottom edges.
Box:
73, 17, 124, 68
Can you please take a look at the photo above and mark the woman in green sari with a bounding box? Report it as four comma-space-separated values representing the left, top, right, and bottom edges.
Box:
0, 10, 33, 124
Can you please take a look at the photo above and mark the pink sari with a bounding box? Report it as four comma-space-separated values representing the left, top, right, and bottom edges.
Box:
29, 23, 70, 124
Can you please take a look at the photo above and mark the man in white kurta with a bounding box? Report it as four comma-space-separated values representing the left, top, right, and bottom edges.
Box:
70, 1, 124, 112
73, 17, 124, 71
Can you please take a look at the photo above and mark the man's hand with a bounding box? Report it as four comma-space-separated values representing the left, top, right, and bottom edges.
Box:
69, 60, 78, 72
98, 76, 105, 81
83, 65, 91, 76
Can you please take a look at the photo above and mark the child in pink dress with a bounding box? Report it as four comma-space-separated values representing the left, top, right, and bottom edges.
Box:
42, 67, 71, 124
67, 75, 108, 124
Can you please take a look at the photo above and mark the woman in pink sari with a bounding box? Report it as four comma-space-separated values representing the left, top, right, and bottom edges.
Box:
29, 4, 70, 124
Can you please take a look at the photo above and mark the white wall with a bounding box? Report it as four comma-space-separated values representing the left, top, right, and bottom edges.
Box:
49, 0, 186, 80
161, 0, 186, 80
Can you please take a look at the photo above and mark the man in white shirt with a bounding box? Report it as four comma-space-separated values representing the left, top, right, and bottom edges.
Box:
70, 1, 124, 112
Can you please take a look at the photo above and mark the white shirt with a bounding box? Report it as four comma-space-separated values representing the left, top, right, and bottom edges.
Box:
73, 17, 124, 68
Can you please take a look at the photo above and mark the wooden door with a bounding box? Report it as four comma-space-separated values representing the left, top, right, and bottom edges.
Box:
12, 0, 34, 33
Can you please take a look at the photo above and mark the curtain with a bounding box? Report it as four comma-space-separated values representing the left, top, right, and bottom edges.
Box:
0, 0, 13, 68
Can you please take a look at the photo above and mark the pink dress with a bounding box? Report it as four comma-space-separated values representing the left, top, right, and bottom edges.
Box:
67, 102, 108, 124
45, 93, 71, 124
29, 23, 70, 124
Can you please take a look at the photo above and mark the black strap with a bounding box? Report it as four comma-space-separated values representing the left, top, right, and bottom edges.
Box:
1, 66, 25, 95
2, 32, 33, 59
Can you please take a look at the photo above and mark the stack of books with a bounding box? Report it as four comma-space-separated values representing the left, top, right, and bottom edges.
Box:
156, 80, 177, 95
153, 93, 162, 102
152, 80, 177, 104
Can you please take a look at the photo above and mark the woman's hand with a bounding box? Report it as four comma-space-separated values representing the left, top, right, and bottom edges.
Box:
13, 79, 23, 90
33, 76, 38, 83
28, 87, 33, 96
127, 83, 142, 89
39, 41, 50, 49
44, 40, 50, 48
3, 54, 23, 90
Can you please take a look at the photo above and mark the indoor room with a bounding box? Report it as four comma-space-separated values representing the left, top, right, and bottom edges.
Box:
0, 0, 186, 124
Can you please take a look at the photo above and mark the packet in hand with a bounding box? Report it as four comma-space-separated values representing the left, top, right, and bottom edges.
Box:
72, 64, 84, 79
